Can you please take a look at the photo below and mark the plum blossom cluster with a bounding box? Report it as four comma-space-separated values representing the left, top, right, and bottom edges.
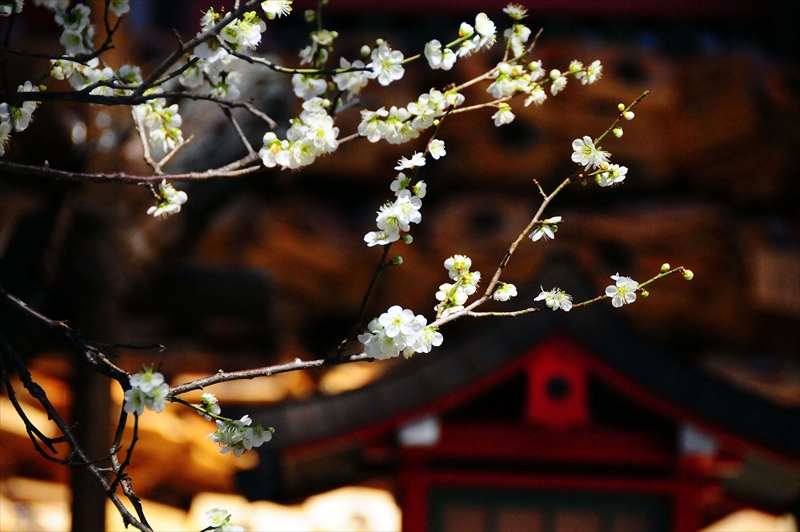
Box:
358, 88, 464, 145
147, 179, 188, 218
421, 10, 500, 75
606, 273, 639, 308
358, 306, 443, 360
451, 12, 498, 60
259, 97, 339, 170
535, 287, 573, 311
208, 415, 272, 457
134, 94, 185, 155
363, 147, 435, 246
299, 28, 338, 69
53, 3, 94, 55
0, 81, 41, 157
436, 255, 481, 318
205, 508, 244, 532
179, 7, 273, 100
122, 368, 170, 416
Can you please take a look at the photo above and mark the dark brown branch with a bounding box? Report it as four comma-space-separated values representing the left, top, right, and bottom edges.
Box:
337, 244, 393, 355
0, 154, 262, 184
0, 333, 152, 531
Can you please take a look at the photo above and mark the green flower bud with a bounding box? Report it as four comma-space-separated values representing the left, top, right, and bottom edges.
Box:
661, 263, 670, 272
304, 10, 315, 22
683, 269, 694, 281
617, 103, 626, 111
392, 256, 404, 265
613, 127, 623, 138
641, 290, 649, 298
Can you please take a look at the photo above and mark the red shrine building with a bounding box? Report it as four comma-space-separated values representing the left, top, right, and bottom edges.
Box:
250, 261, 800, 532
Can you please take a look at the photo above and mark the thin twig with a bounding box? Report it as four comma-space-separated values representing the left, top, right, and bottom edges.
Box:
169, 353, 373, 396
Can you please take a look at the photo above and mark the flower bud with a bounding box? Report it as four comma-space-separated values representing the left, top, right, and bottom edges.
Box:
623, 111, 635, 120
612, 127, 623, 138
683, 269, 694, 280
392, 256, 404, 265
617, 103, 626, 111
640, 290, 649, 297
360, 45, 371, 58
304, 9, 315, 22
661, 263, 670, 272
375, 38, 384, 46
402, 234, 413, 244
549, 69, 561, 80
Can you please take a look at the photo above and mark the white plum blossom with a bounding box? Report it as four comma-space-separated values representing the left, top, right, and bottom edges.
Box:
292, 74, 327, 100
358, 107, 388, 143
363, 230, 398, 247
108, 0, 130, 17
529, 60, 545, 81
261, 0, 292, 19
437, 282, 468, 306
390, 172, 411, 195
206, 508, 243, 532
571, 136, 610, 170
530, 216, 562, 242
597, 164, 628, 187
129, 368, 163, 393
493, 283, 518, 302
198, 392, 221, 421
503, 3, 528, 20
147, 179, 188, 218
492, 104, 515, 126
0, 120, 12, 157
221, 12, 266, 50
1, 81, 40, 133
577, 59, 603, 84
379, 305, 417, 338
369, 41, 404, 86
424, 39, 456, 70
550, 74, 567, 95
429, 139, 446, 160
504, 22, 531, 58
333, 57, 369, 99
359, 307, 441, 359
524, 86, 547, 107
473, 13, 497, 50
395, 152, 426, 170
535, 287, 573, 311
209, 415, 272, 457
606, 273, 639, 308
123, 368, 171, 415
445, 255, 472, 281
